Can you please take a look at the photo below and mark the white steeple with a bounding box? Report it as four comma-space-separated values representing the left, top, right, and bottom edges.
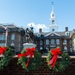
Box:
49, 2, 58, 32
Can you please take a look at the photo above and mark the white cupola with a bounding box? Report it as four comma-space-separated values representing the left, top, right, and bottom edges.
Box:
49, 2, 58, 32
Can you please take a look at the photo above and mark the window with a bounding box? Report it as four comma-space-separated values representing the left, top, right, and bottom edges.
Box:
11, 33, 15, 40
19, 35, 21, 41
0, 43, 6, 46
52, 29, 55, 32
73, 39, 75, 51
63, 39, 67, 44
65, 32, 70, 36
70, 47, 72, 52
11, 42, 15, 47
64, 46, 67, 52
70, 40, 72, 44
67, 33, 69, 36
52, 20, 55, 24
46, 47, 49, 52
40, 40, 43, 45
52, 14, 54, 17
56, 39, 60, 45
51, 39, 55, 44
40, 47, 43, 50
0, 34, 5, 40
3, 33, 6, 40
18, 43, 20, 51
37, 33, 41, 37
46, 39, 49, 45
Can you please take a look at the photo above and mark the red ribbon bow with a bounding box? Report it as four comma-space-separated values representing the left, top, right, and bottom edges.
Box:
18, 47, 36, 67
0, 46, 7, 55
48, 48, 62, 68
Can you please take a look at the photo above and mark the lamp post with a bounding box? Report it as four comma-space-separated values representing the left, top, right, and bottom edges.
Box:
0, 25, 8, 46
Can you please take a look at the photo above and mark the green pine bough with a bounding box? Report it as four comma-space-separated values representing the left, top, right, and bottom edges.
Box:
47, 51, 70, 72
17, 49, 42, 71
0, 46, 15, 70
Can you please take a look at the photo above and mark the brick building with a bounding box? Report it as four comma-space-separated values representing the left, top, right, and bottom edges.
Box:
0, 24, 25, 54
34, 5, 75, 55
0, 4, 75, 55
34, 28, 75, 55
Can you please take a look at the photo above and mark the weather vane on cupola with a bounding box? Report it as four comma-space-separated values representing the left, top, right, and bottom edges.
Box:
51, 1, 54, 11
49, 1, 58, 32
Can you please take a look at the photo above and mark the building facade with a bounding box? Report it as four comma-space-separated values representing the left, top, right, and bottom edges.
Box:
0, 5, 75, 55
34, 5, 75, 55
0, 24, 25, 54
34, 29, 75, 55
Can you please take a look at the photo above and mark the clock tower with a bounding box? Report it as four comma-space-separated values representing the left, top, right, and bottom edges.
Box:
49, 2, 58, 32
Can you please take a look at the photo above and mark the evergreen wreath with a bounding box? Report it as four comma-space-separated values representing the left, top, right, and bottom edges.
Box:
17, 47, 42, 71
0, 46, 15, 70
47, 48, 70, 72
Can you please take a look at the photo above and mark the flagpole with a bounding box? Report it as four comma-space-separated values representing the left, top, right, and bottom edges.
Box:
5, 27, 8, 47
5, 32, 7, 47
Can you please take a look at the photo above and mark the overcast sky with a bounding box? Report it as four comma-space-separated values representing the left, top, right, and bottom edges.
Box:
0, 0, 75, 32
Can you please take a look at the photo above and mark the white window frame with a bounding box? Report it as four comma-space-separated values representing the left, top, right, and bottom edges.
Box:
63, 39, 67, 45
40, 47, 43, 50
11, 33, 15, 40
11, 42, 15, 47
46, 39, 49, 45
0, 34, 5, 40
40, 40, 43, 45
56, 39, 60, 45
51, 39, 55, 45
64, 46, 67, 52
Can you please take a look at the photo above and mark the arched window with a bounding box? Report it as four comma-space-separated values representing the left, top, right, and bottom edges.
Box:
52, 20, 55, 24
52, 29, 55, 32
51, 39, 55, 44
56, 39, 60, 45
46, 39, 49, 45
65, 32, 70, 36
52, 14, 54, 17
63, 39, 67, 44
11, 33, 15, 40
64, 40, 67, 43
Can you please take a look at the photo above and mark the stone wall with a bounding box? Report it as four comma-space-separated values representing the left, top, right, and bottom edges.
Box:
0, 56, 75, 75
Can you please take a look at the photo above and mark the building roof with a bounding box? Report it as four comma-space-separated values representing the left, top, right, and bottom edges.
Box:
0, 24, 25, 33
34, 31, 73, 39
